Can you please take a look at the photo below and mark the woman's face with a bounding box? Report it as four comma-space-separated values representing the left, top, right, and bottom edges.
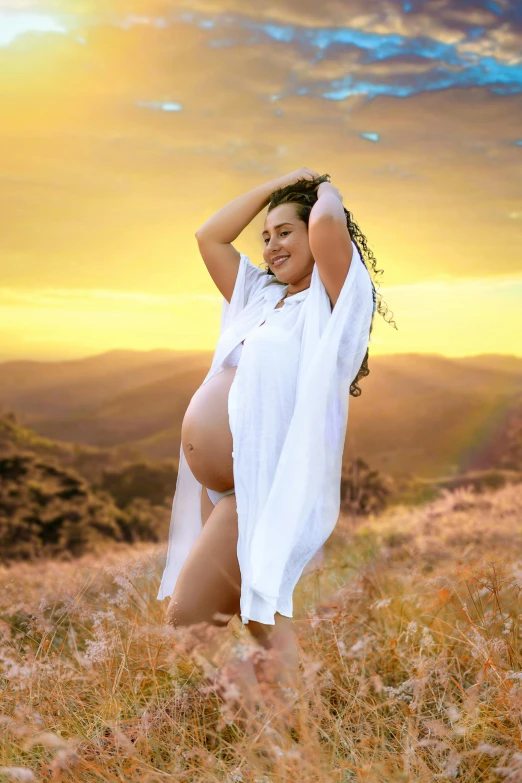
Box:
261, 203, 315, 286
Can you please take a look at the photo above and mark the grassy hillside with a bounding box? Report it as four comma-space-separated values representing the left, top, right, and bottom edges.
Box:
0, 480, 520, 780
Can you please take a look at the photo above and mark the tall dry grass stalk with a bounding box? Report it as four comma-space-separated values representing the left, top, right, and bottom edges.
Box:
0, 481, 521, 781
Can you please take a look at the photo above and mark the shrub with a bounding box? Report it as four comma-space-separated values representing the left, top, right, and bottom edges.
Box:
98, 461, 177, 509
340, 458, 394, 515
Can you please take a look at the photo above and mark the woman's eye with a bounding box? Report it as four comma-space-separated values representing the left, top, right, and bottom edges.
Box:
264, 231, 289, 245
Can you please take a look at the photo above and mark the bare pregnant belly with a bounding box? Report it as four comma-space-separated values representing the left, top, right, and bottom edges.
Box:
181, 366, 237, 491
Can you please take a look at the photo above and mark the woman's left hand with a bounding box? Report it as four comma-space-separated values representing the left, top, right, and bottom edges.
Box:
317, 181, 343, 203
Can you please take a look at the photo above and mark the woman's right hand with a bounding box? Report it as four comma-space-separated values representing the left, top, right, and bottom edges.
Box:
272, 167, 323, 189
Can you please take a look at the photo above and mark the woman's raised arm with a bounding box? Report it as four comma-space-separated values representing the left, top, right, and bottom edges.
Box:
195, 178, 280, 303
195, 168, 320, 302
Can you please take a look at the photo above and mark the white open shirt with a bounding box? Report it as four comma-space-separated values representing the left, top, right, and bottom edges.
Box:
157, 242, 375, 625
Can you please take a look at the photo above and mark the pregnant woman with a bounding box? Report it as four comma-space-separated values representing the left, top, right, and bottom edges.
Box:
157, 168, 390, 734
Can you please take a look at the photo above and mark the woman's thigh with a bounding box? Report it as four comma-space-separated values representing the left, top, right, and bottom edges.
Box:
167, 493, 241, 628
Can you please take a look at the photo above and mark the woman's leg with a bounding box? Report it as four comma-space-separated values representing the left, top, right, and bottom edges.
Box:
166, 493, 268, 725
167, 492, 241, 628
246, 614, 302, 731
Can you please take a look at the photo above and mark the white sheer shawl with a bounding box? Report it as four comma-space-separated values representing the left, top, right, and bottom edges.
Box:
157, 243, 374, 625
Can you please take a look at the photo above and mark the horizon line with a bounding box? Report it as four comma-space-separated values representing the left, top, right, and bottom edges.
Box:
0, 347, 521, 365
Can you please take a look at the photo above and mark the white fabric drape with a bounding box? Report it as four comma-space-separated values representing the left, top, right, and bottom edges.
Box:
157, 242, 374, 625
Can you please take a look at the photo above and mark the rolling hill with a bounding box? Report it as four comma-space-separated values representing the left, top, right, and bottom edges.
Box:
1, 350, 520, 480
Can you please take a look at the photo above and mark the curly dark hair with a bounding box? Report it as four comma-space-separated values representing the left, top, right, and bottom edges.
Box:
263, 173, 397, 397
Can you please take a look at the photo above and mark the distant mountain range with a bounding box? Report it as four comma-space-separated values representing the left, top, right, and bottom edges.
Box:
1, 350, 521, 480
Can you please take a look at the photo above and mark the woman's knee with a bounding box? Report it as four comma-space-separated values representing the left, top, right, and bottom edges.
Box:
166, 595, 232, 629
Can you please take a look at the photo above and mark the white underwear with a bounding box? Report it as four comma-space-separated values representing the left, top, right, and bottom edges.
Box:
206, 486, 235, 506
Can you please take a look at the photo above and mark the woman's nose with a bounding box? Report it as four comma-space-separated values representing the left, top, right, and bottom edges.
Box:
266, 239, 281, 253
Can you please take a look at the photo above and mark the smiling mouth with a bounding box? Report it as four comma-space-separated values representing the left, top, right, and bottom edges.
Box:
272, 256, 290, 267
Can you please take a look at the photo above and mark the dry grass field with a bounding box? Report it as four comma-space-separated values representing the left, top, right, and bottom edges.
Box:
1, 479, 521, 782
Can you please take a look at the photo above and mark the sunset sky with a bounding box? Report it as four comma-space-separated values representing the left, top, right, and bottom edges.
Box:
0, 0, 521, 361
